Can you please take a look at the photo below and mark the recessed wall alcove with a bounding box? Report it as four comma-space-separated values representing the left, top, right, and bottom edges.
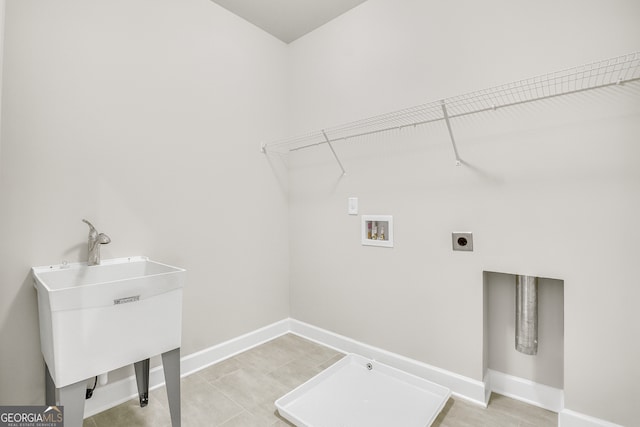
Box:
482, 271, 564, 410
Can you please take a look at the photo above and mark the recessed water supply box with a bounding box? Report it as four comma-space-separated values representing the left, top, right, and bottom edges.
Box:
362, 215, 393, 247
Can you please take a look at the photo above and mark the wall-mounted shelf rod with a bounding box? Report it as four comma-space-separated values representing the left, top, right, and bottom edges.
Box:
288, 114, 445, 152
261, 51, 640, 161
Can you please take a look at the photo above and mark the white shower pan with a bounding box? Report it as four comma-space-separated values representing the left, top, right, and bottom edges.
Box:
275, 354, 451, 427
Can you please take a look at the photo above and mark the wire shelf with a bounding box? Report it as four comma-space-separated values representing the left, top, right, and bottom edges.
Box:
262, 51, 640, 156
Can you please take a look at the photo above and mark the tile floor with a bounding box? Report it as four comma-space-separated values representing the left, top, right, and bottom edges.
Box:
83, 334, 557, 426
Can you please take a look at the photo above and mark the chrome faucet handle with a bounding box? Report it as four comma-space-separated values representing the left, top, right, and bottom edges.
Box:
82, 219, 99, 242
83, 219, 110, 243
82, 219, 97, 233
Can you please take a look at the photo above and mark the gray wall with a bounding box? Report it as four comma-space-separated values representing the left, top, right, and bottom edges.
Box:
286, 0, 640, 425
0, 0, 290, 404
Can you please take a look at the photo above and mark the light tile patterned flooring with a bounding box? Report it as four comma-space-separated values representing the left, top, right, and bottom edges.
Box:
83, 334, 557, 426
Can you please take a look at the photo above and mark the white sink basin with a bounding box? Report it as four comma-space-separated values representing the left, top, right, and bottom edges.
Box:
33, 256, 186, 388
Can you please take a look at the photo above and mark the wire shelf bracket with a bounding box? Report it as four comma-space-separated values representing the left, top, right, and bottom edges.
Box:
322, 130, 347, 175
261, 51, 640, 167
440, 100, 462, 166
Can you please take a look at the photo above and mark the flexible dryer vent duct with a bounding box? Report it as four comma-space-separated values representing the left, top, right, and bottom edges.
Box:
515, 275, 538, 355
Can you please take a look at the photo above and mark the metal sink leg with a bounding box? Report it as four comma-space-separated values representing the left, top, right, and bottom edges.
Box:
44, 363, 87, 427
162, 348, 181, 427
134, 358, 150, 407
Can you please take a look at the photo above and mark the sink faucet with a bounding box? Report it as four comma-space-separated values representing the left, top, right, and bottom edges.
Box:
82, 219, 111, 266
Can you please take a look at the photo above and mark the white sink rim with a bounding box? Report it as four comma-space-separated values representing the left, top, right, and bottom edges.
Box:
32, 256, 186, 312
32, 256, 184, 291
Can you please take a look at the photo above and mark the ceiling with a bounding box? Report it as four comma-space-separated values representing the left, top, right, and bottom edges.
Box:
210, 0, 369, 44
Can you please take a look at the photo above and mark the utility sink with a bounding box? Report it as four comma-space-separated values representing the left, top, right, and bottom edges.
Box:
33, 256, 186, 388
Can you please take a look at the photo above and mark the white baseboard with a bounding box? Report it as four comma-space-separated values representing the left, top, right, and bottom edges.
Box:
289, 319, 488, 406
180, 318, 291, 378
559, 409, 625, 427
485, 369, 563, 412
84, 318, 290, 417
